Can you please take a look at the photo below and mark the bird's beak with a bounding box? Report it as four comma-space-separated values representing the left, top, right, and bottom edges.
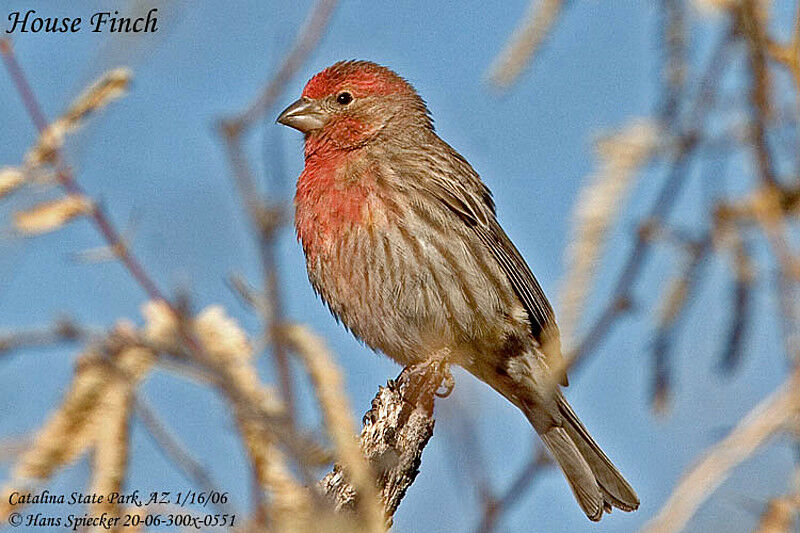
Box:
276, 97, 327, 133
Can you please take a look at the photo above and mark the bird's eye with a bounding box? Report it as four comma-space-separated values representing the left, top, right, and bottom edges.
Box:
336, 92, 353, 105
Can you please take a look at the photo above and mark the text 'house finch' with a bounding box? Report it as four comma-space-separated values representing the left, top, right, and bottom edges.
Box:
277, 60, 639, 521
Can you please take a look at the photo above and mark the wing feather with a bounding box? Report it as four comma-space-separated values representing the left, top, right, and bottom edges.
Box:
411, 141, 567, 385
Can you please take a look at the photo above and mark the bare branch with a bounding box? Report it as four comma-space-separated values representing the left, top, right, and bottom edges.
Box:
564, 27, 733, 376
133, 397, 235, 515
224, 0, 339, 129
0, 39, 165, 301
320, 361, 448, 525
0, 318, 90, 356
651, 237, 711, 413
211, 0, 340, 423
719, 238, 755, 372
475, 448, 551, 533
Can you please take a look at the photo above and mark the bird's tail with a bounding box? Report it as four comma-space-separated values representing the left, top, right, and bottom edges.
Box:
533, 397, 639, 521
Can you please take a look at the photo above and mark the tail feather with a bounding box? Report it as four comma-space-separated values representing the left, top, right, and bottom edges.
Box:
540, 427, 606, 521
533, 397, 639, 521
558, 397, 640, 512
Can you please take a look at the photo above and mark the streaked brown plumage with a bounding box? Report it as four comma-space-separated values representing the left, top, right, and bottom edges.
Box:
278, 60, 639, 521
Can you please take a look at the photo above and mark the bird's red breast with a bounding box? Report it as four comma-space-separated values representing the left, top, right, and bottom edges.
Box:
294, 148, 381, 261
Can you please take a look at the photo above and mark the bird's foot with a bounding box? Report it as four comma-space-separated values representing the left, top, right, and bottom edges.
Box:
435, 366, 455, 398
401, 349, 455, 399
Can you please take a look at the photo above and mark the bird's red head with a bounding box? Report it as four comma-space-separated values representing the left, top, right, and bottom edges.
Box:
301, 60, 415, 100
277, 61, 432, 155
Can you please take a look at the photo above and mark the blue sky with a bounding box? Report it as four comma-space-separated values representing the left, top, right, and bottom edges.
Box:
1, 1, 796, 532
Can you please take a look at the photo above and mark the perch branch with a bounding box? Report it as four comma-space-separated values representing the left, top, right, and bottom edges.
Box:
320, 361, 448, 525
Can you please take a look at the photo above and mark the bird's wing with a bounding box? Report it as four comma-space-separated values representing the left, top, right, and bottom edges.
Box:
420, 145, 567, 385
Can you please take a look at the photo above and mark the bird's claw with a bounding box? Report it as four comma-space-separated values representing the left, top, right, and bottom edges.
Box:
402, 352, 455, 399
435, 368, 455, 398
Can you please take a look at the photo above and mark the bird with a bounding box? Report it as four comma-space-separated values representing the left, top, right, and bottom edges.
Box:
277, 60, 639, 521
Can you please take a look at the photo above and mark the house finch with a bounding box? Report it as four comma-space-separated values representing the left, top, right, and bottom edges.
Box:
277, 60, 639, 521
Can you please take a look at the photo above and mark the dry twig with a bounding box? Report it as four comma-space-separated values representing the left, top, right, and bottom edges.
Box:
284, 324, 386, 532
641, 370, 800, 533
486, 0, 565, 89
213, 0, 341, 425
